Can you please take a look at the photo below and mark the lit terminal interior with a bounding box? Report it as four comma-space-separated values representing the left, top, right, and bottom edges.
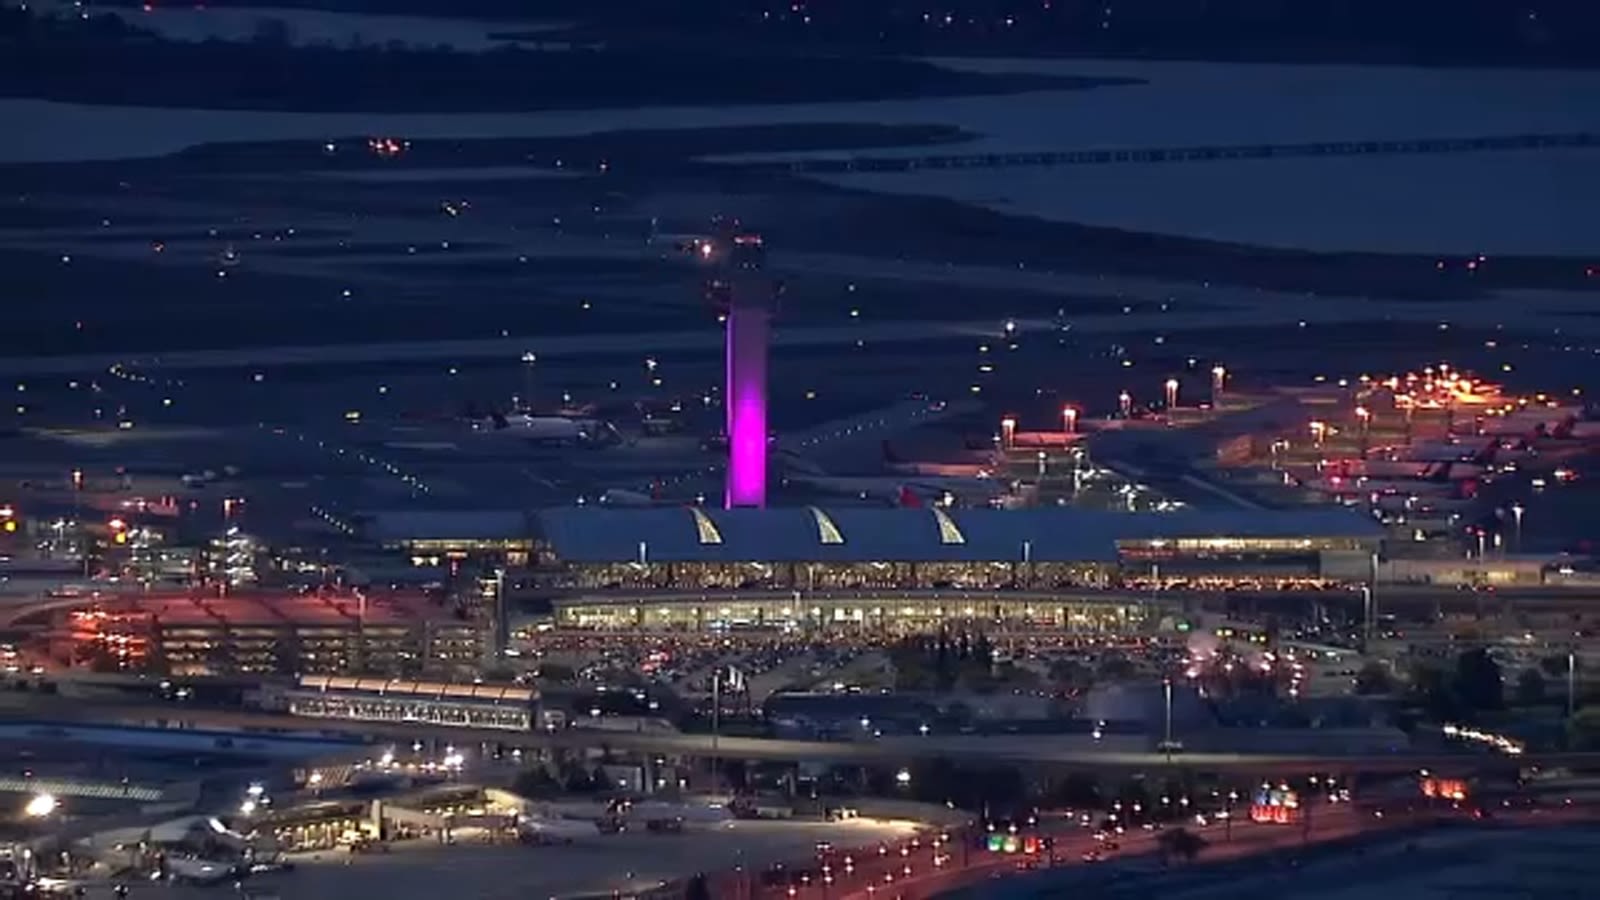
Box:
530, 505, 1380, 633
282, 675, 538, 732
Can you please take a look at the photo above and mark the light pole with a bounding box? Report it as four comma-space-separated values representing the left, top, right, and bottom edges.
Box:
1361, 584, 1374, 649
1062, 406, 1077, 435
1568, 651, 1577, 723
1000, 416, 1017, 451
520, 352, 537, 411
1211, 365, 1226, 402
711, 669, 722, 792
1511, 503, 1524, 552
1162, 678, 1174, 761
1164, 378, 1179, 410
1118, 391, 1133, 418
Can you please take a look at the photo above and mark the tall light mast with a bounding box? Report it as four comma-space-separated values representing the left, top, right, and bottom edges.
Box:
703, 220, 777, 508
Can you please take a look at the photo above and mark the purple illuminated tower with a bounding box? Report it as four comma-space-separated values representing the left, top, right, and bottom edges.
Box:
705, 226, 775, 508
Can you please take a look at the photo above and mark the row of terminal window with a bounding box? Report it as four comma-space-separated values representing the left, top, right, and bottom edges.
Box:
287, 694, 532, 731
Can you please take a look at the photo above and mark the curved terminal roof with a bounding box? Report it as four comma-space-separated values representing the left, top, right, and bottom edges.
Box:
535, 507, 1381, 564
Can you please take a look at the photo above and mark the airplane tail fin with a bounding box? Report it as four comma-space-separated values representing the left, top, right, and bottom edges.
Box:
775, 450, 824, 476
896, 485, 923, 508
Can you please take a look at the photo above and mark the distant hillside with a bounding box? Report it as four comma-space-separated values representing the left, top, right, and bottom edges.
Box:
0, 7, 1099, 112
89, 0, 1600, 67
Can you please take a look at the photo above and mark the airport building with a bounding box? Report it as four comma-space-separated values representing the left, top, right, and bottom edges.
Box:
342, 505, 1380, 634
355, 510, 539, 567
50, 590, 484, 679
531, 506, 1383, 633
536, 506, 1381, 588
284, 675, 538, 732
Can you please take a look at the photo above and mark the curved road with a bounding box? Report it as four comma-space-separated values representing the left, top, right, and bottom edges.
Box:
11, 699, 1584, 773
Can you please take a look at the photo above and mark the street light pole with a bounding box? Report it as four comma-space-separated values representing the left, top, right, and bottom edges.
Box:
1568, 651, 1577, 723
1163, 678, 1174, 761
520, 352, 537, 411
1362, 584, 1374, 649
711, 670, 722, 792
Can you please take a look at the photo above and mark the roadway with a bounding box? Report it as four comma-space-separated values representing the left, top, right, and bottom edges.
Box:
7, 582, 1600, 633
747, 131, 1600, 175
8, 699, 1586, 773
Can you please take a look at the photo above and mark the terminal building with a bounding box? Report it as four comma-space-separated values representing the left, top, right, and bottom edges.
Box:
340, 505, 1380, 636
535, 505, 1381, 589
530, 506, 1382, 633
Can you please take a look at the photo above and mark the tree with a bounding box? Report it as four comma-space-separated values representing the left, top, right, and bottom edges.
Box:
1354, 662, 1395, 696
1453, 649, 1504, 713
1407, 662, 1461, 721
538, 662, 576, 683
1048, 658, 1093, 690
250, 17, 293, 47
1157, 827, 1207, 862
269, 635, 302, 678
1514, 668, 1547, 706
1042, 772, 1102, 808
512, 767, 562, 799
1539, 654, 1577, 679
1568, 707, 1600, 750
1096, 656, 1137, 681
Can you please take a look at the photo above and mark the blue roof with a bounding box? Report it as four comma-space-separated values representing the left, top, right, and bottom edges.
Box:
362, 510, 533, 543
535, 506, 1381, 564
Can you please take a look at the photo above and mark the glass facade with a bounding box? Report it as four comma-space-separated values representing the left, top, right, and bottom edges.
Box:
287, 677, 537, 731
550, 592, 1149, 636
288, 691, 533, 731
548, 560, 1116, 593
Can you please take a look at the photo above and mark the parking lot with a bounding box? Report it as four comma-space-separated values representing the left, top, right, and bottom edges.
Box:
158, 817, 919, 900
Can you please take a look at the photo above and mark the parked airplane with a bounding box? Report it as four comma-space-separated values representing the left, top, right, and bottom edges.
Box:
1482, 409, 1579, 439
163, 855, 239, 885
881, 441, 995, 478
467, 411, 619, 446
518, 816, 603, 844
617, 800, 734, 830
648, 217, 716, 258
181, 466, 240, 487
784, 471, 1010, 507
1331, 457, 1486, 480
1370, 493, 1475, 515
599, 487, 665, 506
1304, 463, 1478, 500
1401, 439, 1498, 464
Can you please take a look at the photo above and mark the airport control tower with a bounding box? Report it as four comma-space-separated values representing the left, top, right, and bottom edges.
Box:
703, 221, 777, 508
